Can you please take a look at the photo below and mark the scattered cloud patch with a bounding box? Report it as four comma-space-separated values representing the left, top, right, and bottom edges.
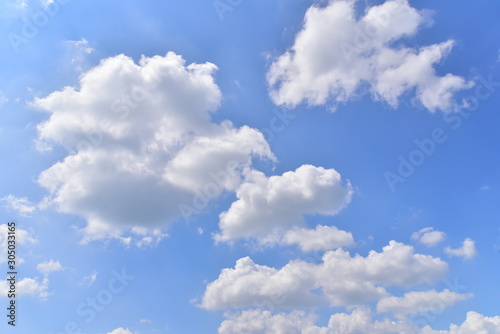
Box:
218, 308, 500, 334
1, 260, 62, 299
1, 195, 37, 217
65, 39, 94, 72
132, 228, 168, 248
16, 277, 49, 298
0, 224, 37, 264
445, 238, 478, 259
411, 227, 446, 247
37, 260, 63, 275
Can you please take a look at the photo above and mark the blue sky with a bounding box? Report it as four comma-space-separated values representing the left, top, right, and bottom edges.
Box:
0, 0, 499, 333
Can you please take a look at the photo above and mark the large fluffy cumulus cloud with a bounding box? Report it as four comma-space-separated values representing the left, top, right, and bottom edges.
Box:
267, 0, 471, 112
33, 52, 275, 242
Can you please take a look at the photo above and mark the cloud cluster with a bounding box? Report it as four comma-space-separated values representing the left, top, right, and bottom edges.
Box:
267, 0, 471, 112
218, 308, 500, 334
219, 310, 315, 334
22, 2, 494, 332
201, 241, 449, 310
0, 260, 62, 299
33, 52, 274, 242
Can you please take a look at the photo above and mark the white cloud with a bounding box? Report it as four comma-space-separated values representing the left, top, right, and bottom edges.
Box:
283, 225, 355, 252
215, 165, 353, 244
219, 307, 415, 334
37, 260, 63, 275
0, 258, 62, 299
411, 227, 446, 247
267, 0, 471, 112
65, 39, 94, 72
106, 329, 135, 334
1, 195, 37, 217
445, 238, 478, 260
201, 256, 324, 310
219, 309, 500, 334
377, 289, 472, 315
421, 311, 500, 334
0, 224, 37, 264
132, 228, 168, 248
219, 309, 315, 334
3, 259, 63, 299
201, 241, 448, 310
1, 276, 49, 299
139, 319, 152, 324
16, 277, 49, 298
33, 52, 274, 243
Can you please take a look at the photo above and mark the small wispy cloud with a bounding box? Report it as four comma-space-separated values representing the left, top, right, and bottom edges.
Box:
1, 195, 37, 217
411, 227, 446, 247
79, 271, 98, 287
0, 91, 8, 107
445, 238, 478, 259
37, 260, 64, 275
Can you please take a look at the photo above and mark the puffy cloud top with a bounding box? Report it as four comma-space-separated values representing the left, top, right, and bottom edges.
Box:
216, 165, 353, 244
201, 241, 448, 310
267, 0, 471, 112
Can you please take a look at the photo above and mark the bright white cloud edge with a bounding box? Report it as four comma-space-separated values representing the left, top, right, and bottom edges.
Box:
267, 0, 472, 112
